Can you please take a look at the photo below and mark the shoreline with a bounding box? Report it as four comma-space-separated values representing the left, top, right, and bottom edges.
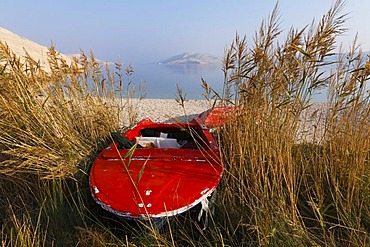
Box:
132, 98, 213, 122
130, 99, 328, 143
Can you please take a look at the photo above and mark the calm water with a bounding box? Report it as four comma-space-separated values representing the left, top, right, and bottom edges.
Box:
126, 63, 327, 102
129, 63, 224, 99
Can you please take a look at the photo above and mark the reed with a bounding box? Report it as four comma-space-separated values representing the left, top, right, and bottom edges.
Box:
208, 0, 370, 245
1, 0, 370, 245
0, 42, 143, 246
165, 0, 369, 246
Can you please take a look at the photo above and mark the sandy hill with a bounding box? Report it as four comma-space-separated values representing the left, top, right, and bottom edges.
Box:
0, 27, 75, 72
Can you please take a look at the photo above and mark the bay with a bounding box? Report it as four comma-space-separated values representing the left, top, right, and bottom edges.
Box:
128, 63, 224, 99
126, 63, 327, 102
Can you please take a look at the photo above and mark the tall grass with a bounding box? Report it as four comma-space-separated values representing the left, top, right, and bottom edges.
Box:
210, 0, 370, 245
0, 42, 143, 246
1, 0, 370, 246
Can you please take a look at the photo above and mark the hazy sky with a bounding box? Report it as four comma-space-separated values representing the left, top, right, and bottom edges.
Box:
1, 0, 369, 64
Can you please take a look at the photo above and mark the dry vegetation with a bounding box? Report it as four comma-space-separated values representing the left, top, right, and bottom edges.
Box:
0, 42, 142, 246
1, 0, 370, 246
211, 1, 370, 245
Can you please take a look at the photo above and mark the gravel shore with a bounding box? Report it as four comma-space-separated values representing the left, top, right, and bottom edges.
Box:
296, 102, 328, 143
133, 99, 329, 143
134, 99, 214, 122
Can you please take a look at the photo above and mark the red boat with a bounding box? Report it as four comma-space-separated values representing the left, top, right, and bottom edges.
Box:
197, 106, 234, 129
89, 116, 223, 220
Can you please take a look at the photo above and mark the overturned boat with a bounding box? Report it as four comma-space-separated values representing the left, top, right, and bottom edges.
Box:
89, 115, 223, 221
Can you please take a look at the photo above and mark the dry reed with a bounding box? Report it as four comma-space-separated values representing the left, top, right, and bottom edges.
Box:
207, 0, 370, 245
0, 41, 143, 246
1, 0, 370, 245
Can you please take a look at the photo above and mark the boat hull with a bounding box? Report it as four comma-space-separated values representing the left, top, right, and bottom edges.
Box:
89, 117, 222, 219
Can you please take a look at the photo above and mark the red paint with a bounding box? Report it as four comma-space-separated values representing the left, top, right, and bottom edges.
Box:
197, 106, 234, 129
89, 117, 223, 219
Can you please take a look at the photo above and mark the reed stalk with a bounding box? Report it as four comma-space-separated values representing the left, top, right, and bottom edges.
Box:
0, 41, 143, 246
2, 0, 370, 245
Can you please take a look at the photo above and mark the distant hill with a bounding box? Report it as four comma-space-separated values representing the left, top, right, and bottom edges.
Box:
158, 52, 221, 65
0, 27, 76, 72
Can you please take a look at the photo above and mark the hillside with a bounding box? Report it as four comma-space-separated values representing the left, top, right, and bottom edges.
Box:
158, 52, 221, 65
0, 27, 75, 72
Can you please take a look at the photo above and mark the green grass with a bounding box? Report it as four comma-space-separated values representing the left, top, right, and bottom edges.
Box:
1, 0, 370, 246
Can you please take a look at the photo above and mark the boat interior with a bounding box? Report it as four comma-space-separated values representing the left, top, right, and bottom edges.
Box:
136, 126, 206, 149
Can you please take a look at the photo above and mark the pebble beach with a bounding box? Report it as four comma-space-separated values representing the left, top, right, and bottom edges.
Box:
133, 99, 329, 143
135, 99, 213, 122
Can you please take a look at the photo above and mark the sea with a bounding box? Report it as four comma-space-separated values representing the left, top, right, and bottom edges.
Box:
125, 63, 327, 102
127, 63, 224, 100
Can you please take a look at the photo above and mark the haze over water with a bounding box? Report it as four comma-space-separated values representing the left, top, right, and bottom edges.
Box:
129, 63, 224, 100
128, 63, 327, 102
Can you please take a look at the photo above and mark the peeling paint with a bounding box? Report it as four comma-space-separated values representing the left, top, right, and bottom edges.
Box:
131, 157, 149, 160
200, 188, 209, 195
196, 159, 206, 162
93, 186, 99, 194
92, 185, 217, 220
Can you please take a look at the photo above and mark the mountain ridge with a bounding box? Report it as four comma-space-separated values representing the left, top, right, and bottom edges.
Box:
158, 52, 221, 65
